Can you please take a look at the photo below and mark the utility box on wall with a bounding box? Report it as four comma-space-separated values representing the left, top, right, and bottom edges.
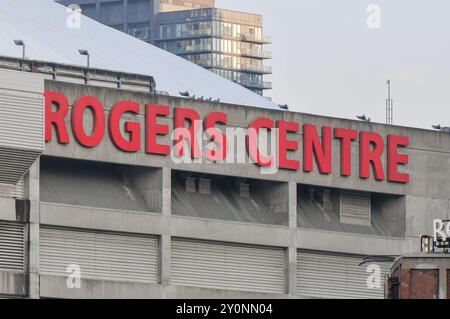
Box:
386, 255, 450, 299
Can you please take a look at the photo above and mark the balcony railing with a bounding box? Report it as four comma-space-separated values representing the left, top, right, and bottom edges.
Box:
158, 30, 212, 40
190, 61, 272, 75
238, 79, 272, 90
167, 46, 212, 55
241, 49, 272, 59
167, 47, 272, 60
239, 34, 272, 44
157, 31, 272, 45
240, 64, 272, 74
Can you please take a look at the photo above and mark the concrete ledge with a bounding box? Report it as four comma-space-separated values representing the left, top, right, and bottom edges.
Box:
39, 202, 417, 253
40, 202, 163, 235
296, 228, 416, 256
0, 271, 27, 297
39, 275, 289, 299
39, 202, 292, 247
170, 215, 291, 247
164, 285, 288, 299
40, 275, 163, 299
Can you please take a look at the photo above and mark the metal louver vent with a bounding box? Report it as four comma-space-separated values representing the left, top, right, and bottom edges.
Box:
185, 177, 196, 193
40, 227, 159, 283
0, 221, 24, 272
171, 239, 285, 294
340, 191, 371, 226
198, 178, 211, 195
0, 69, 44, 186
239, 183, 250, 199
297, 250, 391, 299
0, 177, 24, 199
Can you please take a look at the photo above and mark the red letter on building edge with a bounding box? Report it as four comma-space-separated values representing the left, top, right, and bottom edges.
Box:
109, 101, 141, 152
204, 112, 227, 161
44, 90, 70, 144
303, 124, 332, 174
173, 107, 202, 159
146, 104, 170, 155
360, 132, 385, 180
387, 135, 409, 183
71, 96, 105, 148
277, 121, 300, 170
334, 128, 358, 176
247, 118, 274, 167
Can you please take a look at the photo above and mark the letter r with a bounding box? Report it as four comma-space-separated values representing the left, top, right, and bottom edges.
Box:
45, 90, 70, 144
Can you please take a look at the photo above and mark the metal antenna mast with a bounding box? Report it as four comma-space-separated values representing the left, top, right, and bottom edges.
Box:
386, 80, 393, 124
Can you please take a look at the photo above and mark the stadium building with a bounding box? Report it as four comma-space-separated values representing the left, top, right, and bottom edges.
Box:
0, 0, 449, 299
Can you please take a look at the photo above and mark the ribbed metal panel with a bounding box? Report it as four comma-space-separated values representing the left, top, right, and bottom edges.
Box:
198, 178, 211, 195
340, 191, 371, 226
0, 68, 44, 93
0, 69, 44, 150
0, 148, 40, 185
297, 250, 391, 299
0, 68, 44, 187
0, 221, 24, 272
0, 178, 24, 199
40, 227, 159, 283
171, 239, 285, 294
185, 177, 196, 193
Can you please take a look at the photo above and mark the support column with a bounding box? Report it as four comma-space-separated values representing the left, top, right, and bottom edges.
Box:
287, 181, 297, 297
26, 159, 40, 299
160, 167, 171, 296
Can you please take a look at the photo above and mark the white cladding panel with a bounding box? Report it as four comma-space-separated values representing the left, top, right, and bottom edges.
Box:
40, 227, 159, 283
0, 221, 24, 272
0, 68, 44, 187
0, 178, 24, 199
0, 69, 44, 150
171, 239, 285, 294
297, 250, 391, 299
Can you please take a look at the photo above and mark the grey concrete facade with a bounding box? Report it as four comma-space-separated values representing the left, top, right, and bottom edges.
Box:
1, 72, 450, 298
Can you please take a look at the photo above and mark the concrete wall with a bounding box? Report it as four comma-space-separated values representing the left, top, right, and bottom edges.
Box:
4, 79, 450, 298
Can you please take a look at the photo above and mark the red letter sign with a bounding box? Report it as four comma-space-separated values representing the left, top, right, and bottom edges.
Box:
71, 96, 105, 148
334, 128, 358, 176
360, 132, 385, 180
387, 135, 409, 183
205, 112, 227, 161
146, 104, 170, 155
247, 118, 274, 167
45, 90, 70, 144
303, 124, 332, 174
109, 101, 141, 152
174, 107, 202, 159
277, 121, 300, 170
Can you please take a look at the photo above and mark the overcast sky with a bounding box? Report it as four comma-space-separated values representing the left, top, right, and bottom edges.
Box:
217, 0, 450, 129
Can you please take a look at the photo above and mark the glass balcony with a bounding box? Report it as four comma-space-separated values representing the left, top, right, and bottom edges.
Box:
239, 34, 272, 44
240, 64, 272, 74
158, 31, 272, 45
186, 61, 272, 75
241, 48, 272, 59
157, 29, 212, 40
238, 79, 272, 90
167, 46, 212, 55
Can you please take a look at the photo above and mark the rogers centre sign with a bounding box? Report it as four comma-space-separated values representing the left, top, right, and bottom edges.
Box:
44, 91, 410, 183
